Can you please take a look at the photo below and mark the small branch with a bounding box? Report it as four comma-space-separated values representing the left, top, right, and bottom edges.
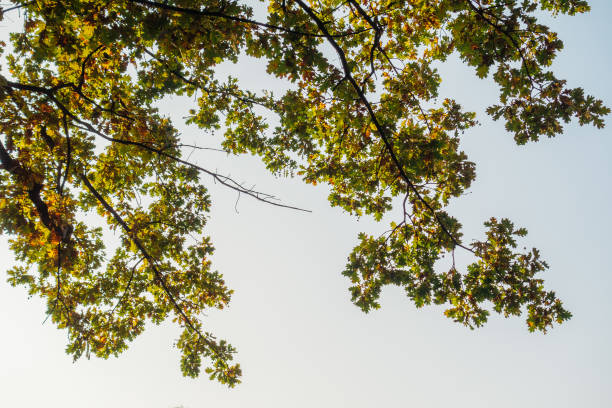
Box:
60, 114, 71, 194
1, 1, 35, 14
77, 45, 106, 91
465, 0, 538, 88
110, 256, 145, 315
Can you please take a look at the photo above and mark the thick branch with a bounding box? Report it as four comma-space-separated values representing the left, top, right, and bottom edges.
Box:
0, 139, 71, 242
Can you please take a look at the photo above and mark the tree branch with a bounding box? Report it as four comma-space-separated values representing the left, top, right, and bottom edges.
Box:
294, 0, 473, 252
1, 79, 311, 213
128, 0, 369, 38
78, 172, 223, 354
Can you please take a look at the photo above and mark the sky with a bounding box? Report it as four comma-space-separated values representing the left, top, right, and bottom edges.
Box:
1, 1, 611, 407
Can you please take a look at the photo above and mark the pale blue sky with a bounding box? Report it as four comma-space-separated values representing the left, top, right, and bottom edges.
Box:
1, 1, 611, 407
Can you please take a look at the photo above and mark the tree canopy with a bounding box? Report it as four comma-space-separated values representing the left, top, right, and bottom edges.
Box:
0, 0, 607, 386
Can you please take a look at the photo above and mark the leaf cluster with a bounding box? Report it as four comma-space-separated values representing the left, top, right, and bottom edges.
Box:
0, 0, 606, 384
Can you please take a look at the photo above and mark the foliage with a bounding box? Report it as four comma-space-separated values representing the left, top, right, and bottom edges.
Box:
0, 0, 607, 386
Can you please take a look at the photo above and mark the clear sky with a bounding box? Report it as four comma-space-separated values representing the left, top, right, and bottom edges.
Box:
1, 1, 611, 407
